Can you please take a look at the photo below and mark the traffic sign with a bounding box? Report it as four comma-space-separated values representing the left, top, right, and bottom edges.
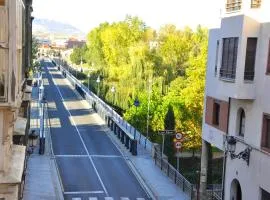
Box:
175, 133, 183, 140
158, 130, 175, 135
175, 142, 182, 149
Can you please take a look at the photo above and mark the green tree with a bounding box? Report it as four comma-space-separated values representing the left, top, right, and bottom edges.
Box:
70, 45, 88, 65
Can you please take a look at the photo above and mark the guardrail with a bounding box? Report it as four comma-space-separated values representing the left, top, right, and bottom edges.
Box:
58, 64, 153, 153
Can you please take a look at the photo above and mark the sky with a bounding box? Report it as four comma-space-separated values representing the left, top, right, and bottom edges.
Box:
33, 0, 224, 33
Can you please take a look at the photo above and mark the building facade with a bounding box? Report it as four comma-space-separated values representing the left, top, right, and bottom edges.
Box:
0, 0, 33, 199
200, 0, 270, 200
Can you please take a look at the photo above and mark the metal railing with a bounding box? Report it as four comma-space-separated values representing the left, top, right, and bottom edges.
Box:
153, 150, 194, 198
244, 70, 254, 81
219, 68, 236, 80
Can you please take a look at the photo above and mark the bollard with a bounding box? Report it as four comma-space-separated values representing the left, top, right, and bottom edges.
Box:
121, 132, 125, 144
130, 140, 137, 156
110, 121, 114, 131
125, 136, 130, 149
118, 129, 121, 139
39, 137, 45, 155
113, 124, 117, 134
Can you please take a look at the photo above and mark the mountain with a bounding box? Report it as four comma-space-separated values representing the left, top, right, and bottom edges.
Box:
33, 18, 85, 37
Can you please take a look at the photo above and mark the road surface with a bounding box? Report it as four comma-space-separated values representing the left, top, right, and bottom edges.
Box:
40, 59, 150, 200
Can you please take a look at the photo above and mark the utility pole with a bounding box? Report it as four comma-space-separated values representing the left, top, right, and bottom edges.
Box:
200, 140, 210, 199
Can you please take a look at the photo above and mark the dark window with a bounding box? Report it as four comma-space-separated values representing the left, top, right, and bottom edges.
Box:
239, 109, 245, 137
251, 0, 261, 8
262, 114, 270, 151
244, 38, 257, 80
213, 102, 220, 126
220, 37, 238, 79
267, 40, 270, 74
261, 188, 270, 200
215, 40, 219, 76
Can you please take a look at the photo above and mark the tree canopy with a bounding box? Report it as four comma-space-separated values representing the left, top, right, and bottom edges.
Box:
69, 16, 208, 154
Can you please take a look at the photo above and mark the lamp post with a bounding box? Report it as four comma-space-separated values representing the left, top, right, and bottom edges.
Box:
87, 73, 90, 90
145, 78, 152, 148
96, 76, 100, 97
111, 86, 116, 104
134, 97, 140, 140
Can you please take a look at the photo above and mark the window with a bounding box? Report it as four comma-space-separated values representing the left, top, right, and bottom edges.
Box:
215, 40, 219, 76
239, 109, 245, 136
226, 0, 242, 12
267, 40, 270, 74
261, 114, 270, 151
244, 38, 257, 81
261, 188, 270, 200
213, 102, 220, 126
251, 0, 261, 8
0, 0, 4, 6
220, 37, 239, 79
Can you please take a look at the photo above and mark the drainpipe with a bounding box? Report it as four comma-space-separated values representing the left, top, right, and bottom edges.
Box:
222, 97, 231, 200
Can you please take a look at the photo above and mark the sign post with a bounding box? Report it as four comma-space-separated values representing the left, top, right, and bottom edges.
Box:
174, 132, 184, 172
158, 130, 175, 157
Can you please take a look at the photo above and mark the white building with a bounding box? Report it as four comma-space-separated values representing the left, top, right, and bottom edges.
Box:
201, 0, 270, 199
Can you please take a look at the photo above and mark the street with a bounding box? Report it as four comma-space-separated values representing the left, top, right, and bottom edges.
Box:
41, 59, 150, 200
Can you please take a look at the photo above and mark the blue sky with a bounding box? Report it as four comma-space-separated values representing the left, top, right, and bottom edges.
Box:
33, 0, 223, 33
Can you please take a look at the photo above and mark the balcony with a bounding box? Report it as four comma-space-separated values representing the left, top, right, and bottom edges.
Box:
226, 0, 242, 13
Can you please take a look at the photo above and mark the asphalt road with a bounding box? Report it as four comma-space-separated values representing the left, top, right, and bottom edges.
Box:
40, 59, 150, 200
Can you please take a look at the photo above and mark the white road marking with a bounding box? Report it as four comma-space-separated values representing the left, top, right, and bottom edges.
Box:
120, 198, 130, 200
90, 155, 121, 158
89, 198, 98, 200
72, 198, 81, 200
48, 67, 109, 195
64, 191, 104, 194
55, 155, 88, 157
104, 197, 114, 200
136, 198, 145, 200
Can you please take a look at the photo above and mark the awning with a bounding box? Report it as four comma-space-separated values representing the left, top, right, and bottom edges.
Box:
13, 117, 27, 136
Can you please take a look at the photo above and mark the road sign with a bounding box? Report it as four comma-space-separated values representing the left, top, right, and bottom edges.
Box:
175, 133, 183, 140
158, 130, 175, 135
175, 142, 182, 149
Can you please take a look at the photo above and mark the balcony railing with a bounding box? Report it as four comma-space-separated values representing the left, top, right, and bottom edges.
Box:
220, 68, 236, 80
244, 70, 255, 81
226, 0, 242, 12
251, 0, 261, 8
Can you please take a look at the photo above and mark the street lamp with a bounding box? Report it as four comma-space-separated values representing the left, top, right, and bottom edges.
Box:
111, 86, 116, 104
226, 136, 252, 165
87, 73, 90, 90
145, 78, 152, 148
96, 76, 100, 97
134, 97, 140, 139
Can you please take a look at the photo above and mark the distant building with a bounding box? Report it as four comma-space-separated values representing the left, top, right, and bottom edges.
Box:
200, 0, 270, 200
0, 0, 33, 199
66, 37, 86, 49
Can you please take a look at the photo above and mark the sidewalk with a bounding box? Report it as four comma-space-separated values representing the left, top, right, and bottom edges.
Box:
23, 76, 63, 200
98, 115, 189, 200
